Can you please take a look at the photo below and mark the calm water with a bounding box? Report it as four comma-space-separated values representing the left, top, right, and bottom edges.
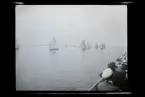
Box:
16, 45, 127, 90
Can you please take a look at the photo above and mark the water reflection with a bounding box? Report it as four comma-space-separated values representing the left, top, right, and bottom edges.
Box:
49, 50, 57, 55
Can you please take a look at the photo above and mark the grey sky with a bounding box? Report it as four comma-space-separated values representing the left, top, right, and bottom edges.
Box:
16, 5, 127, 47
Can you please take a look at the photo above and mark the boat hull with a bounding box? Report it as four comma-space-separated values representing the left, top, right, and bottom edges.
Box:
49, 48, 59, 50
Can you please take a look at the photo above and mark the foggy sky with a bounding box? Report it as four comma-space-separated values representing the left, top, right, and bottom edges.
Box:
16, 5, 127, 47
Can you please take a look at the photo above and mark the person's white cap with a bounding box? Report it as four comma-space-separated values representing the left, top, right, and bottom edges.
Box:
102, 68, 113, 79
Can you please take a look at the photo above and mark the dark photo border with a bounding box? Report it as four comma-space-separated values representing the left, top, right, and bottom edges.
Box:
10, 0, 142, 96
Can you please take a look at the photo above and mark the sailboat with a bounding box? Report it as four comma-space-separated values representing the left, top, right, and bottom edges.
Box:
99, 43, 106, 50
80, 40, 87, 50
95, 42, 99, 49
86, 42, 91, 50
49, 37, 59, 50
80, 40, 92, 50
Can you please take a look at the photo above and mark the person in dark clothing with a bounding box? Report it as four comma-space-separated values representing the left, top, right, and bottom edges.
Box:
97, 80, 121, 91
97, 68, 121, 91
98, 63, 128, 91
122, 63, 128, 72
111, 66, 128, 91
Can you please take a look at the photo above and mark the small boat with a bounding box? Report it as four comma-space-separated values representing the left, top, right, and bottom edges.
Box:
49, 48, 59, 50
80, 40, 87, 50
49, 37, 59, 50
80, 40, 92, 50
86, 42, 91, 50
100, 43, 106, 50
95, 42, 99, 49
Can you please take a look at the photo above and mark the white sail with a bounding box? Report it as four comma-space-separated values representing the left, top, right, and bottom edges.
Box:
49, 37, 59, 50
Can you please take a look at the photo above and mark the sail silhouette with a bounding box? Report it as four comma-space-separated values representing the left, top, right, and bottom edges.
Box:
86, 42, 91, 50
95, 42, 99, 49
80, 40, 87, 50
99, 43, 106, 50
49, 37, 59, 50
80, 40, 92, 50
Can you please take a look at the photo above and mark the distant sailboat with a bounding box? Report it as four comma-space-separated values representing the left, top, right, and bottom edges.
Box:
80, 40, 91, 50
80, 40, 87, 50
99, 43, 106, 50
49, 37, 59, 50
95, 43, 99, 49
86, 42, 91, 50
